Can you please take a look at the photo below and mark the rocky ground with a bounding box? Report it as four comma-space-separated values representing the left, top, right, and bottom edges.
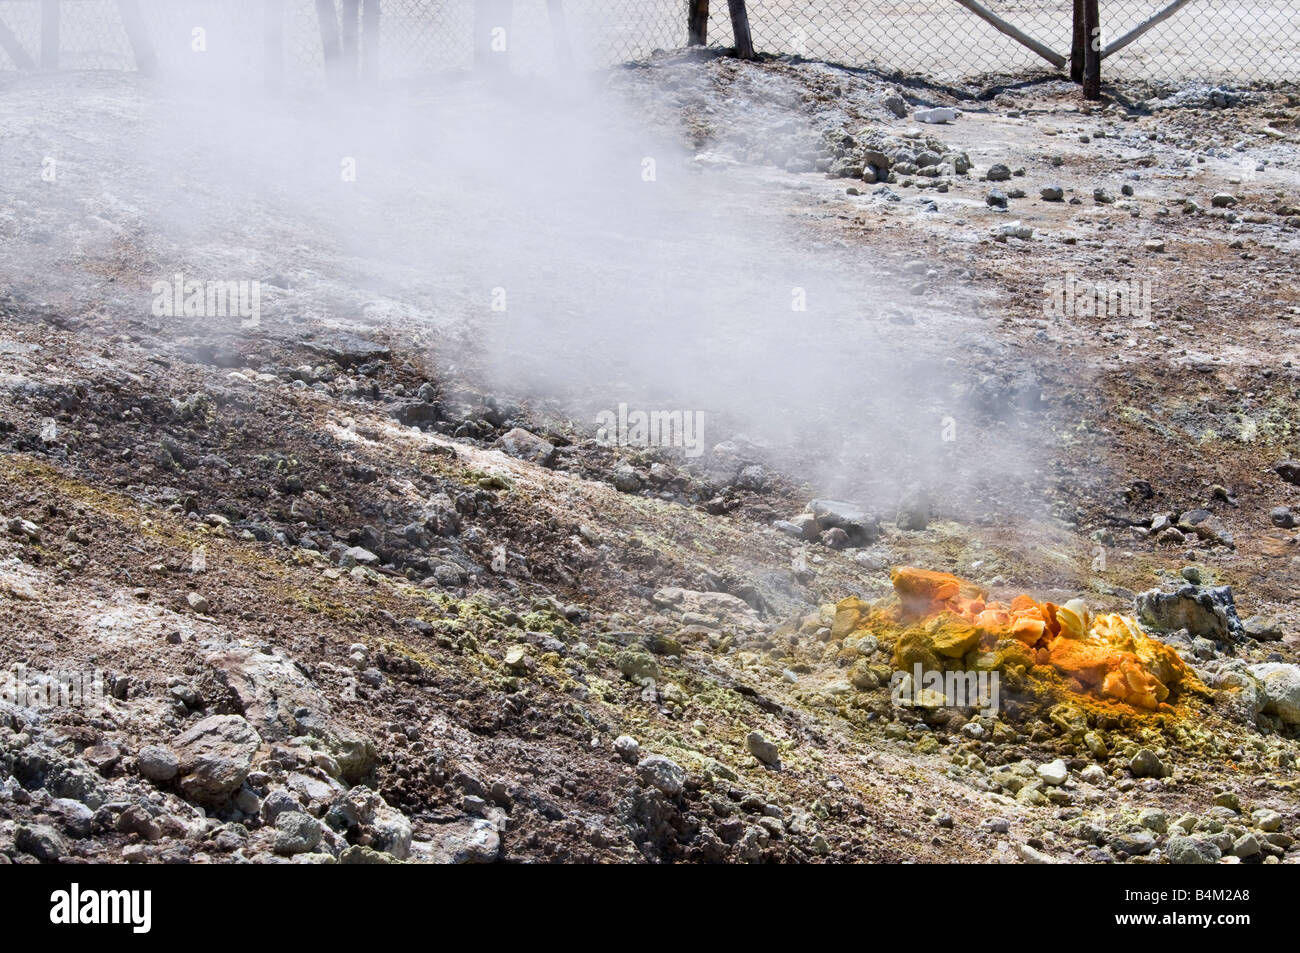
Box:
0, 54, 1298, 864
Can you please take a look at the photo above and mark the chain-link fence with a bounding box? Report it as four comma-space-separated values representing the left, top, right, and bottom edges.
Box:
0, 1, 1295, 86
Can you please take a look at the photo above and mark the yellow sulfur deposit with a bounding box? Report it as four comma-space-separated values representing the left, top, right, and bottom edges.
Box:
840, 567, 1204, 712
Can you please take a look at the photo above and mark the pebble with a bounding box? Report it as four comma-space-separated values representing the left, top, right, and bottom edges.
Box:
1129, 748, 1166, 778
1037, 759, 1068, 786
613, 735, 640, 764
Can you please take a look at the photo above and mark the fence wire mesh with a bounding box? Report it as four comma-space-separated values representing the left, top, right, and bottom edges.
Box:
0, 1, 1296, 86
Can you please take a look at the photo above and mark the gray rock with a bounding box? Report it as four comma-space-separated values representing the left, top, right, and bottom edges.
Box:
986, 189, 1008, 209
746, 731, 781, 767
882, 93, 908, 118
637, 754, 686, 796
895, 486, 930, 530
1109, 829, 1156, 855
807, 499, 880, 545
50, 798, 95, 838
15, 823, 65, 861
302, 333, 390, 367
1244, 615, 1283, 641
137, 744, 179, 783
1176, 509, 1234, 546
1135, 584, 1244, 640
1274, 460, 1300, 485
1041, 185, 1065, 201
261, 789, 301, 825
204, 647, 375, 781
1129, 748, 1167, 778
171, 714, 262, 805
612, 465, 643, 492
820, 527, 850, 549
987, 163, 1012, 182
1252, 809, 1282, 832
428, 818, 500, 864
1269, 506, 1296, 529
496, 428, 557, 467
1246, 663, 1300, 724
1231, 833, 1261, 857
273, 811, 322, 855
613, 735, 640, 764
1166, 835, 1221, 864
371, 806, 413, 859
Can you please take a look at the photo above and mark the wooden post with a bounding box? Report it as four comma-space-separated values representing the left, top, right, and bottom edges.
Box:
265, 0, 285, 91
341, 0, 360, 81
547, 0, 573, 71
727, 0, 753, 59
117, 0, 156, 74
360, 0, 380, 83
316, 0, 343, 87
687, 0, 708, 47
1082, 0, 1101, 98
40, 0, 58, 70
1070, 0, 1085, 82
0, 14, 36, 70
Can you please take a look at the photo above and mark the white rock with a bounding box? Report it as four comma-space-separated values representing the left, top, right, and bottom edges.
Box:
1037, 759, 1069, 786
915, 107, 958, 124
1247, 663, 1300, 724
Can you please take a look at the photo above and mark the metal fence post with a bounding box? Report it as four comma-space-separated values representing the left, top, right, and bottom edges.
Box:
687, 0, 708, 46
727, 0, 754, 58
1070, 0, 1085, 82
1083, 0, 1101, 98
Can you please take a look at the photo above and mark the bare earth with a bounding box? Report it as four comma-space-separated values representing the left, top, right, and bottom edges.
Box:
0, 56, 1298, 864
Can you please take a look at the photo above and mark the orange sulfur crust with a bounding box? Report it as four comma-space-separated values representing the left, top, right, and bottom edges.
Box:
876, 567, 1202, 711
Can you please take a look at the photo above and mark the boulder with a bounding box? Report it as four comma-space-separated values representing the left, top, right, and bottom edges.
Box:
1247, 663, 1300, 724
205, 648, 375, 781
807, 499, 881, 546
171, 715, 261, 805
1134, 584, 1244, 640
428, 818, 500, 864
495, 428, 556, 467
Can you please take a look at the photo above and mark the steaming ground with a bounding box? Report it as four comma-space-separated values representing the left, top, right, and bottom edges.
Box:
0, 56, 1298, 864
